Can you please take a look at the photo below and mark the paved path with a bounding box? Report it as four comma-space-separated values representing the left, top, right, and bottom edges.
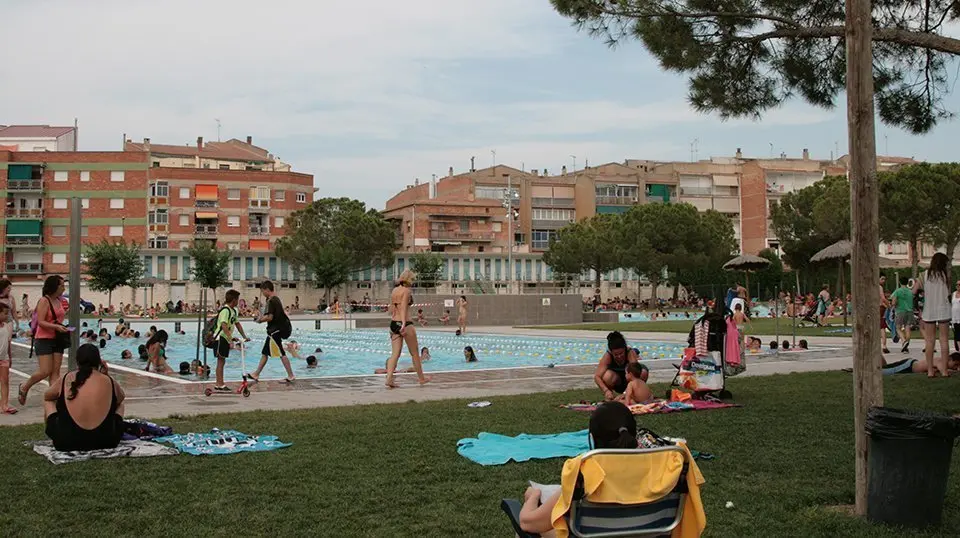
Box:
0, 326, 859, 427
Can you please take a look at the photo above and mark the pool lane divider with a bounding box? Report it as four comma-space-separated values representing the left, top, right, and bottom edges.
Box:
11, 341, 193, 385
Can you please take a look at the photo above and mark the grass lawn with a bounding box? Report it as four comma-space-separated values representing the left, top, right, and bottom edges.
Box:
2, 372, 958, 537
534, 317, 854, 337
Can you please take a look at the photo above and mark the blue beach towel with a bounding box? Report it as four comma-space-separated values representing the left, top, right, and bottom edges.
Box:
457, 430, 589, 466
155, 429, 291, 456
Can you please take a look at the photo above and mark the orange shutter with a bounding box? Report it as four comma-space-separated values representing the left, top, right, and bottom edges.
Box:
194, 212, 219, 219
196, 185, 218, 200
249, 239, 270, 250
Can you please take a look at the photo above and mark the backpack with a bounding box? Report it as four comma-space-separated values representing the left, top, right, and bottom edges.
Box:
203, 307, 231, 349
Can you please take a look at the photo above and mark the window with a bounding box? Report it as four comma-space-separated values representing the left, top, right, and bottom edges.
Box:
182, 162, 195, 168
110, 171, 125, 182
275, 216, 285, 228
151, 182, 169, 197
52, 253, 67, 264
149, 209, 168, 225
228, 242, 240, 251
54, 171, 68, 182
53, 199, 68, 209
80, 171, 90, 182
52, 226, 67, 237
81, 226, 88, 237
179, 215, 189, 226
492, 222, 502, 232
531, 230, 558, 249
219, 164, 230, 170
274, 190, 286, 201
460, 220, 470, 232
250, 186, 270, 200
227, 216, 240, 228
110, 199, 125, 209
227, 189, 240, 200
476, 187, 518, 199
531, 208, 574, 221
109, 226, 123, 237
148, 237, 168, 249
81, 199, 90, 209
296, 192, 307, 203
179, 187, 190, 199
153, 161, 160, 168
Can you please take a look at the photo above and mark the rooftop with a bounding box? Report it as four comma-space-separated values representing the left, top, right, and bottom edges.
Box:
0, 125, 75, 138
125, 136, 278, 163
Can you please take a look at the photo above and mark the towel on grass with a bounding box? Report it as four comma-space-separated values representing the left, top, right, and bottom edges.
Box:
154, 429, 291, 456
560, 399, 740, 414
26, 439, 178, 465
457, 430, 589, 466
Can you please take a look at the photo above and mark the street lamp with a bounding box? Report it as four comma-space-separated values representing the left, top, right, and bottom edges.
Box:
501, 174, 518, 283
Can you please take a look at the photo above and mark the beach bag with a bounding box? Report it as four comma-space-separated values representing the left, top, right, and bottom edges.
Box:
676, 353, 725, 392
202, 307, 230, 349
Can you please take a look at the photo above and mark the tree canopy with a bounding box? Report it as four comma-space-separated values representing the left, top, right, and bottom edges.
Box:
543, 214, 623, 289
84, 239, 145, 306
551, 0, 960, 132
879, 163, 943, 276
275, 198, 395, 300
409, 252, 445, 286
917, 163, 960, 264
183, 240, 232, 291
770, 175, 850, 270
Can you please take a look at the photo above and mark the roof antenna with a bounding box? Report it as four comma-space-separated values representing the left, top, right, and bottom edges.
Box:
215, 119, 221, 142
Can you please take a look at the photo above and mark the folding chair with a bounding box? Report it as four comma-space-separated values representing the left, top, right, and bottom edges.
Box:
501, 446, 689, 537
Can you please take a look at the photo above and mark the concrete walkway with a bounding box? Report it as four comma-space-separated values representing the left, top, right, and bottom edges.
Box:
0, 326, 857, 427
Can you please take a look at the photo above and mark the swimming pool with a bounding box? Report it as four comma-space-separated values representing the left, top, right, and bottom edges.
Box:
67, 327, 687, 381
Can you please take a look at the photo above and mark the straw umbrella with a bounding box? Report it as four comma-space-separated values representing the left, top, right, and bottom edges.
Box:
723, 254, 771, 302
811, 240, 852, 326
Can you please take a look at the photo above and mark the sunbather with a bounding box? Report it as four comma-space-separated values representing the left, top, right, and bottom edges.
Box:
883, 353, 960, 375
518, 401, 639, 536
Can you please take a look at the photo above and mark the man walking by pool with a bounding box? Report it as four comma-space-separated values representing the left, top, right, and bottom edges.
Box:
594, 331, 640, 400
212, 289, 250, 392
249, 281, 295, 384
891, 277, 915, 353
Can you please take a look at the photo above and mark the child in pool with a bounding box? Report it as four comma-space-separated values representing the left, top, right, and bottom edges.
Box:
464, 346, 478, 362
420, 347, 431, 361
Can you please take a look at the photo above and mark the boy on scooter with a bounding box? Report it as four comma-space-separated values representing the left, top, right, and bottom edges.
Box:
213, 290, 250, 392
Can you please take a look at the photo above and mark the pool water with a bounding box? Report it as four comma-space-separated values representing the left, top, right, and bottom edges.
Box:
73, 328, 687, 381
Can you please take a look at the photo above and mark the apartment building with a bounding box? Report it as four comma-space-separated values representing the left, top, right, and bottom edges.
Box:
124, 136, 291, 171
0, 149, 148, 280
0, 124, 77, 152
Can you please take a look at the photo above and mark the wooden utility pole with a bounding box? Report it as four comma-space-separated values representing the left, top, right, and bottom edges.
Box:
846, 0, 884, 515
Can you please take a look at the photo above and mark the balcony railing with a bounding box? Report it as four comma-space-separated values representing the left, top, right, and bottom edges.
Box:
195, 200, 218, 208
429, 230, 495, 241
7, 179, 43, 191
595, 195, 636, 205
532, 240, 551, 250
531, 219, 574, 229
531, 197, 576, 208
678, 187, 713, 197
194, 224, 218, 237
6, 207, 43, 219
249, 199, 270, 212
5, 236, 43, 246
6, 262, 42, 274
249, 225, 270, 236
645, 195, 668, 204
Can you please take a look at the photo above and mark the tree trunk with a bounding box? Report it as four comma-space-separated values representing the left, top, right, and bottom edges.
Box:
593, 266, 602, 293
649, 274, 659, 301
672, 283, 680, 300
846, 0, 884, 516
910, 236, 920, 277
107, 290, 112, 312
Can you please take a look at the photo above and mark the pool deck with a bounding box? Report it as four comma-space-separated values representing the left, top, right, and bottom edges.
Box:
0, 327, 859, 427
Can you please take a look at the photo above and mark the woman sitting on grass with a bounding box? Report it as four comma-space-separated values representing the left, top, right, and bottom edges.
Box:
518, 401, 639, 536
44, 344, 125, 451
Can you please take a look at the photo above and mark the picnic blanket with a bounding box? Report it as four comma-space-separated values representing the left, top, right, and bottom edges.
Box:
154, 429, 291, 456
561, 399, 740, 415
26, 439, 178, 465
457, 430, 589, 466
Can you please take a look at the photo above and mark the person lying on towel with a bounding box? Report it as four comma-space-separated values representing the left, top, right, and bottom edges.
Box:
883, 353, 960, 375
594, 331, 639, 401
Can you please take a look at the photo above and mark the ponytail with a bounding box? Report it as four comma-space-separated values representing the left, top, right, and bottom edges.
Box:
67, 366, 93, 400
613, 426, 639, 449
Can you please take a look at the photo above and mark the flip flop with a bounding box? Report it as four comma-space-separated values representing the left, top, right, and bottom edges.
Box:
16, 384, 26, 406
247, 374, 260, 383
282, 378, 295, 384
3, 407, 17, 415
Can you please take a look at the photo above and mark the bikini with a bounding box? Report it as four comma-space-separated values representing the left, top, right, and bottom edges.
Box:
389, 294, 414, 335
45, 374, 123, 452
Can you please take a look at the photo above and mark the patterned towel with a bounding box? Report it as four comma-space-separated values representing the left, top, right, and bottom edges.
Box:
561, 399, 740, 415
26, 439, 179, 465
154, 429, 291, 456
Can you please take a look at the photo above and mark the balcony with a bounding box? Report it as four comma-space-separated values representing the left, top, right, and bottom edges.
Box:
429, 230, 495, 242
195, 200, 218, 208
679, 187, 713, 197
532, 240, 551, 250
194, 224, 218, 237
249, 225, 270, 237
5, 236, 42, 247
6, 262, 42, 274
595, 195, 636, 205
531, 197, 576, 208
7, 179, 43, 192
249, 199, 270, 213
6, 207, 43, 219
531, 219, 574, 230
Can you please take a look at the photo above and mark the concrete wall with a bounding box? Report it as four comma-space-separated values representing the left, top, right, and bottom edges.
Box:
422, 294, 582, 326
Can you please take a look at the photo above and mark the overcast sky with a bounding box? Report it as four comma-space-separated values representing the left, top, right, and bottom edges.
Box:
3, 0, 960, 208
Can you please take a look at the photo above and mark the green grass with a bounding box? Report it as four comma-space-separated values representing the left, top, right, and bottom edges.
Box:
535, 317, 853, 337
1, 372, 958, 537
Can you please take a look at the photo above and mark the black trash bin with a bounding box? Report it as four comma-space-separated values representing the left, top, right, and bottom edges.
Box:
866, 407, 960, 528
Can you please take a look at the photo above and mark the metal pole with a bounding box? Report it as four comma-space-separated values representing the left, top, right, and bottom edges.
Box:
195, 287, 203, 366
775, 285, 780, 356
67, 198, 82, 371
506, 174, 513, 286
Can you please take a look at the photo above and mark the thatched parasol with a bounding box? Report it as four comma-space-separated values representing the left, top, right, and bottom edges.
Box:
811, 240, 851, 326
723, 254, 771, 304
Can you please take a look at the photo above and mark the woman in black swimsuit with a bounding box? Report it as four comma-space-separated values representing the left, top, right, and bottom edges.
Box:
385, 270, 431, 388
43, 344, 125, 451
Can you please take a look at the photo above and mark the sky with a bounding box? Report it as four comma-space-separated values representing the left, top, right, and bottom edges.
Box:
3, 0, 960, 209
